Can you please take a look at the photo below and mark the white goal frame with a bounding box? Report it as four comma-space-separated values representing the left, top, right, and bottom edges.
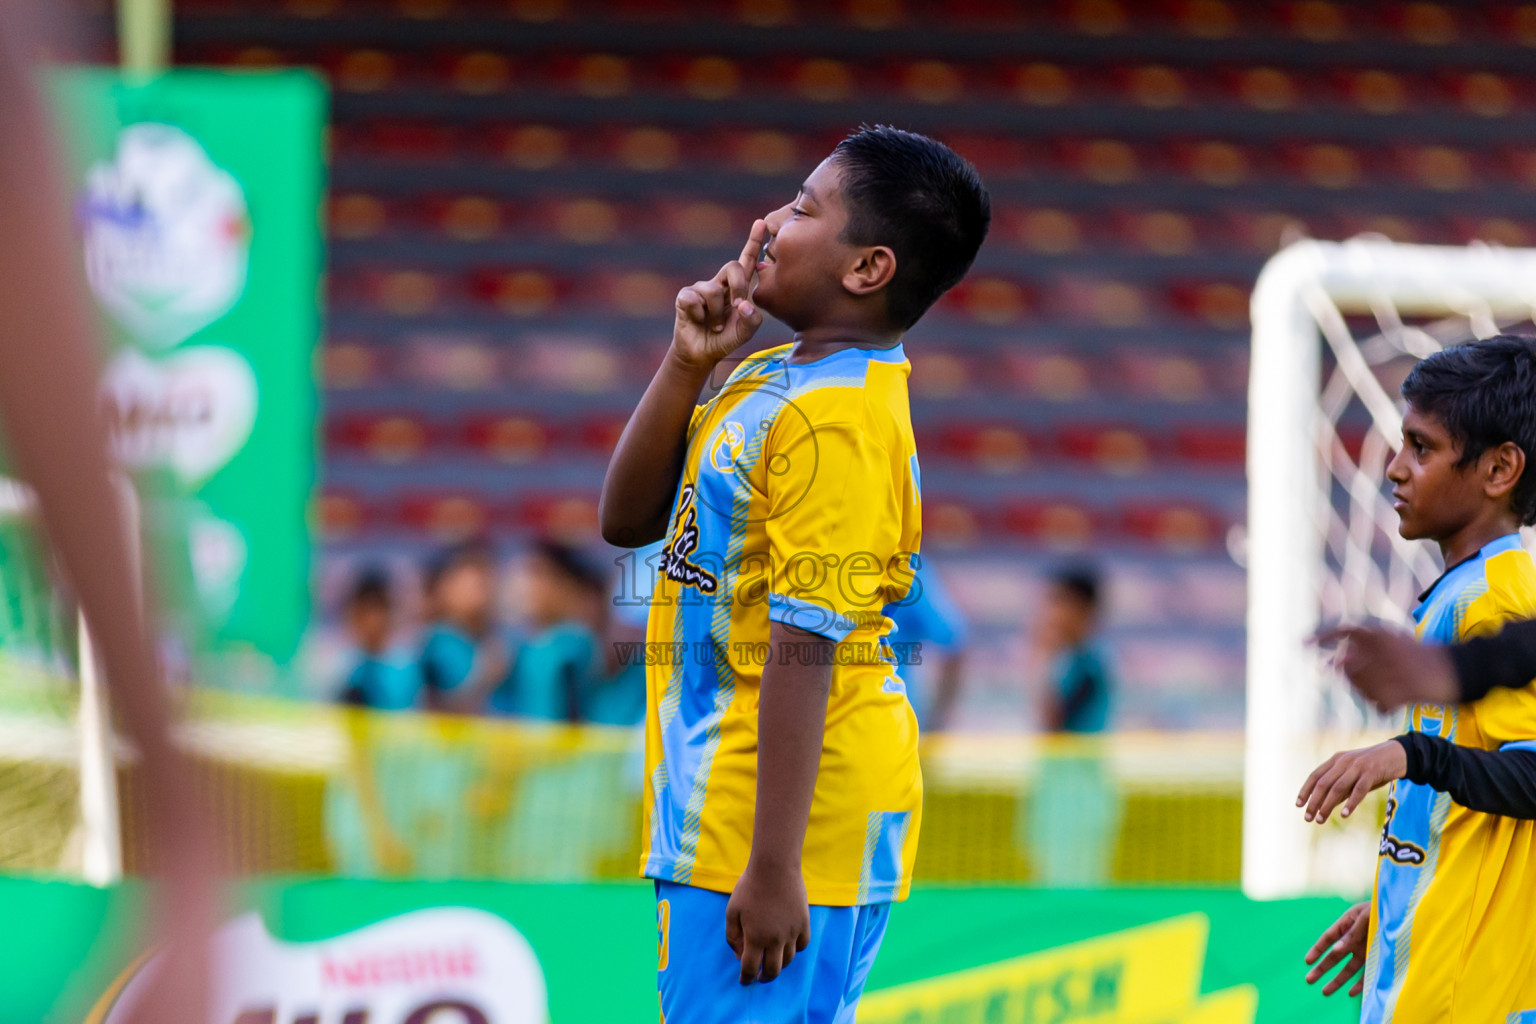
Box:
1244, 239, 1536, 899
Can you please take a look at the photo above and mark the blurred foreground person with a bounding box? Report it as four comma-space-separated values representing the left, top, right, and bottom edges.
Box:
418, 537, 509, 714
337, 566, 421, 710
0, 9, 214, 1020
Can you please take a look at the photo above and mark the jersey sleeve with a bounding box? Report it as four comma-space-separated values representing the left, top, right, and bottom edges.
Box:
763, 413, 904, 643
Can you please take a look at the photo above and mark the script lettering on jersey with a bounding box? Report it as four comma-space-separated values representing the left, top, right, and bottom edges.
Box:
662, 485, 719, 595
1379, 796, 1427, 866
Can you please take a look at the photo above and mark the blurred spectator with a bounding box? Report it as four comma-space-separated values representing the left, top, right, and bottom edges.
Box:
419, 537, 510, 714
884, 556, 970, 732
1024, 563, 1122, 886
1036, 565, 1116, 733
492, 539, 606, 721
337, 566, 422, 710
583, 540, 662, 727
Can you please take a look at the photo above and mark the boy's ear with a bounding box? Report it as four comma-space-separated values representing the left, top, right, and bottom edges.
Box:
841, 246, 897, 298
1483, 441, 1526, 501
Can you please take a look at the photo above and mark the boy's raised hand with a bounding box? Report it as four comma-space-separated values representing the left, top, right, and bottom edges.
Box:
672, 220, 768, 370
1304, 901, 1369, 997
1297, 740, 1407, 823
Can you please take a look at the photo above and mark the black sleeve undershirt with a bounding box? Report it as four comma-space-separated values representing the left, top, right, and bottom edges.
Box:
1392, 731, 1536, 819
1448, 618, 1536, 703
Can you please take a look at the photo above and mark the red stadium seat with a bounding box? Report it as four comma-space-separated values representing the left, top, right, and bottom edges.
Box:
1389, 2, 1461, 46
936, 422, 1035, 474
468, 268, 565, 317
922, 497, 991, 549
401, 492, 492, 539
318, 490, 375, 539
1111, 350, 1212, 402
362, 120, 462, 161
496, 125, 572, 170
462, 415, 554, 463
1001, 499, 1099, 550
576, 416, 630, 458
329, 193, 392, 240
330, 413, 437, 463
1168, 280, 1250, 330
1120, 501, 1225, 551
1009, 62, 1077, 107
906, 350, 974, 399
516, 493, 602, 541
322, 341, 389, 389
941, 277, 1032, 324
1228, 66, 1301, 112
398, 338, 503, 390
1055, 424, 1156, 474
1174, 141, 1255, 188
1173, 424, 1246, 466
1117, 65, 1193, 109
1059, 138, 1145, 186
1447, 72, 1520, 118
1001, 351, 1095, 400
1284, 1, 1351, 43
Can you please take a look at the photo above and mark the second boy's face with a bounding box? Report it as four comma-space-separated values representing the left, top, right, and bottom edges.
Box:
755, 158, 860, 331
1386, 404, 1483, 542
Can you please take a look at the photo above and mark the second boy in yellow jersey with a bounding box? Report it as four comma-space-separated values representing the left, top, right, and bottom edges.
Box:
600, 126, 989, 1024
1296, 337, 1536, 1021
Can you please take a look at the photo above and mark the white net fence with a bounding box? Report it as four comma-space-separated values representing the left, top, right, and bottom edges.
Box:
1245, 239, 1536, 898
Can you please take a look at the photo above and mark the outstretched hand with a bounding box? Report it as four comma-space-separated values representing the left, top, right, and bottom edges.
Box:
672, 220, 768, 370
1305, 901, 1370, 997
1297, 740, 1407, 824
1314, 624, 1457, 712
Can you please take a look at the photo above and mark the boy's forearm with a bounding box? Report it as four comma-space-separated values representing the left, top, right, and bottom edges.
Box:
749, 623, 833, 873
1448, 619, 1536, 703
1395, 732, 1536, 818
599, 347, 713, 547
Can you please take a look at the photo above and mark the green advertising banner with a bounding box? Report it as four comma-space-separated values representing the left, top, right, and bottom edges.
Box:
47, 69, 324, 677
4, 878, 1358, 1024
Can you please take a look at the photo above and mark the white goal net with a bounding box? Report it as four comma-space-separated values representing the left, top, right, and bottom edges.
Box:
1244, 239, 1536, 899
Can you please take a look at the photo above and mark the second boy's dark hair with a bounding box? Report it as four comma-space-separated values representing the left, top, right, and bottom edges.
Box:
1050, 565, 1101, 610
1401, 334, 1536, 526
832, 125, 991, 330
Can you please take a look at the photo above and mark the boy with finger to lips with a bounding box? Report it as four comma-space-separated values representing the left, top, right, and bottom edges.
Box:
600, 125, 989, 1024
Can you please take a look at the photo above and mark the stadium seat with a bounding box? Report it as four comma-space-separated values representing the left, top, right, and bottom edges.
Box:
1000, 499, 1098, 549
461, 415, 553, 463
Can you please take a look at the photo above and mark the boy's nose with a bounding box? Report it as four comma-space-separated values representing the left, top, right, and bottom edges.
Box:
1385, 449, 1410, 483
762, 205, 790, 234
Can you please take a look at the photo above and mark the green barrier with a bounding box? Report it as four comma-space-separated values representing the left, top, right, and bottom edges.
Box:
4, 877, 1357, 1024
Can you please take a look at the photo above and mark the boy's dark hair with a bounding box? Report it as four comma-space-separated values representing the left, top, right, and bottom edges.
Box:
832, 124, 991, 330
424, 536, 494, 592
1400, 334, 1536, 526
531, 538, 608, 596
1050, 564, 1101, 610
347, 566, 392, 609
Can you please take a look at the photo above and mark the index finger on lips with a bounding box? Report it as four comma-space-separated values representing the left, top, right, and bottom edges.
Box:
739, 219, 768, 274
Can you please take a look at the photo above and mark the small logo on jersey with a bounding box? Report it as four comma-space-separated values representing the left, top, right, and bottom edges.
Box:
709, 421, 746, 473
1379, 797, 1427, 866
662, 486, 719, 594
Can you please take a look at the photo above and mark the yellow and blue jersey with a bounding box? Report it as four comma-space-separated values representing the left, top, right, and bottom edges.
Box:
1363, 533, 1536, 1024
641, 342, 924, 906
